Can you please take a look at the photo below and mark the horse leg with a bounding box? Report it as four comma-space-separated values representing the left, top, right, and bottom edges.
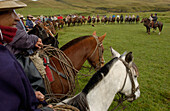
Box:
158, 25, 163, 35
148, 28, 150, 34
146, 27, 148, 33
147, 27, 150, 34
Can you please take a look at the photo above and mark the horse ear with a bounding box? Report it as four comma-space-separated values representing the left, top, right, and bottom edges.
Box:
120, 51, 127, 60
99, 33, 106, 42
110, 47, 120, 58
93, 31, 96, 36
125, 52, 133, 64
55, 33, 58, 39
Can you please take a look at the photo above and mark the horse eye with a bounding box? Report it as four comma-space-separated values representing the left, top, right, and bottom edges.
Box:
134, 75, 137, 78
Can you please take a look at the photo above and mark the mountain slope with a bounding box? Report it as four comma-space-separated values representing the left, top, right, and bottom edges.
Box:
18, 0, 170, 16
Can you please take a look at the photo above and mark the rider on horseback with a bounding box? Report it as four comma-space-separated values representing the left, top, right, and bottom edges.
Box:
112, 14, 115, 19
120, 14, 123, 22
149, 13, 153, 28
92, 15, 95, 21
152, 13, 158, 28
117, 14, 120, 19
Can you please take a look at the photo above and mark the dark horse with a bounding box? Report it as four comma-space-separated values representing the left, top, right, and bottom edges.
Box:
116, 17, 120, 23
97, 17, 100, 24
28, 23, 59, 48
140, 18, 163, 35
101, 17, 108, 24
136, 16, 140, 24
87, 16, 91, 24
45, 31, 106, 99
120, 16, 123, 23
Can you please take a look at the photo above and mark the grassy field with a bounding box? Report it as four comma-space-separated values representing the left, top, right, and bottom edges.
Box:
16, 0, 170, 110
55, 22, 170, 111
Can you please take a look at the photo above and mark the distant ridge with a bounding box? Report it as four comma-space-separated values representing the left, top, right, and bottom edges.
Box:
18, 0, 170, 16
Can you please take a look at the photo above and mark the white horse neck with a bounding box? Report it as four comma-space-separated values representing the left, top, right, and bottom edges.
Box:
59, 58, 128, 111
86, 60, 127, 111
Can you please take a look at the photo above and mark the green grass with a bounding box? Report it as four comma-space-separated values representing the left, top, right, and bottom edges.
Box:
55, 22, 170, 111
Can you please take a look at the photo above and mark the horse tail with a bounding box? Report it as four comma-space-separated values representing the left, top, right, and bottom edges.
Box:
158, 22, 163, 32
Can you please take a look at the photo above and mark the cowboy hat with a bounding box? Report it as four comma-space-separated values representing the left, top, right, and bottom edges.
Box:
27, 15, 33, 18
0, 0, 27, 11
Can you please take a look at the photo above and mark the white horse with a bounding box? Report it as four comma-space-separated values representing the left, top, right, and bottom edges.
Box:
56, 47, 140, 111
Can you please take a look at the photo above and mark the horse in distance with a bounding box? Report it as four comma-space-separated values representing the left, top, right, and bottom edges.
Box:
140, 18, 163, 35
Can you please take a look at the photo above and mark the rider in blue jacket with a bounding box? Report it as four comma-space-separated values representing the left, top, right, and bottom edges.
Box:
152, 13, 158, 28
26, 15, 34, 31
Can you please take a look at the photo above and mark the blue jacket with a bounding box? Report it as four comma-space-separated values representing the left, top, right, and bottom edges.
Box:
152, 16, 158, 22
0, 45, 40, 111
26, 19, 34, 29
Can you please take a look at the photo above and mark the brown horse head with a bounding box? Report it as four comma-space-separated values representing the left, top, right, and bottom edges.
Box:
87, 31, 106, 70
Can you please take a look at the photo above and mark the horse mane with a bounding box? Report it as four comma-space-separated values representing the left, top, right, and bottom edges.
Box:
82, 57, 118, 94
28, 24, 42, 34
67, 92, 89, 111
60, 35, 92, 51
28, 25, 38, 34
67, 57, 119, 111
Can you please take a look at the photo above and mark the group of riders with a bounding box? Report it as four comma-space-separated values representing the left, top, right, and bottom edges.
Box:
23, 14, 141, 31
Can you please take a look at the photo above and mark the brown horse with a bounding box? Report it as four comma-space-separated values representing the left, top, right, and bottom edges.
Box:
87, 16, 91, 24
92, 18, 95, 24
97, 17, 100, 24
140, 18, 163, 35
44, 20, 56, 35
45, 31, 106, 100
56, 19, 64, 29
77, 18, 83, 25
101, 17, 107, 24
65, 17, 72, 27
82, 17, 87, 24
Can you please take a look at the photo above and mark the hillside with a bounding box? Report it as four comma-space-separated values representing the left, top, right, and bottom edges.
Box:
18, 0, 170, 16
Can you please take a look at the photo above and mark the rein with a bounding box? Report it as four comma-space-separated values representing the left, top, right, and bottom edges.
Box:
111, 58, 139, 111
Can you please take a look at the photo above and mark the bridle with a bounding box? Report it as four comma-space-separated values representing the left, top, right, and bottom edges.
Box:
111, 58, 139, 111
36, 25, 49, 39
88, 35, 105, 70
118, 58, 139, 100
